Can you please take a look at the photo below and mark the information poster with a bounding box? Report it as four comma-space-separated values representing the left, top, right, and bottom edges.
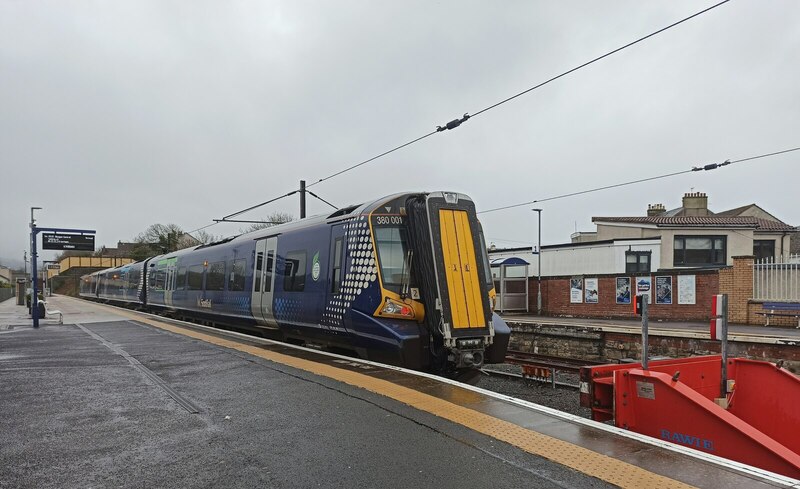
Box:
678, 275, 696, 305
585, 278, 599, 303
616, 277, 631, 304
636, 276, 652, 302
655, 276, 673, 304
570, 277, 583, 303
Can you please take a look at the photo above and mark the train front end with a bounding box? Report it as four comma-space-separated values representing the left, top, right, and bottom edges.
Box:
368, 191, 510, 374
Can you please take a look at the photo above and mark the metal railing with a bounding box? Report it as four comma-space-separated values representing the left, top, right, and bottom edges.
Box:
753, 254, 800, 301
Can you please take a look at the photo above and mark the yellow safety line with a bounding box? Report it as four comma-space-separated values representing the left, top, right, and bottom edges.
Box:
99, 305, 695, 489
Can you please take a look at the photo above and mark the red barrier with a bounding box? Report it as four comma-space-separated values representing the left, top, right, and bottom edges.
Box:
727, 359, 800, 456
581, 355, 800, 478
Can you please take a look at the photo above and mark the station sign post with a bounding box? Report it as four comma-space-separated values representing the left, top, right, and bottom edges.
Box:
710, 294, 729, 404
29, 211, 95, 328
634, 294, 649, 369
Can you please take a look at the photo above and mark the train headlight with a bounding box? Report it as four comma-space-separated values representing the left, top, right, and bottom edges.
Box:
381, 298, 415, 319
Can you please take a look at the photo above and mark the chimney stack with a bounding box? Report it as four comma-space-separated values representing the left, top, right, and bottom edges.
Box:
682, 192, 709, 216
647, 203, 666, 217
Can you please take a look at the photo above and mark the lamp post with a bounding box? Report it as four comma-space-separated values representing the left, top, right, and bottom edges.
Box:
532, 208, 542, 315
30, 207, 42, 328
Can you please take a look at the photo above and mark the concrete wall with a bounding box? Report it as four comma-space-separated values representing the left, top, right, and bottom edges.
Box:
597, 224, 791, 268
489, 240, 661, 277
508, 321, 800, 373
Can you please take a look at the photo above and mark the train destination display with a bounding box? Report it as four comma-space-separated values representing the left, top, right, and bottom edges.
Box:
42, 233, 95, 251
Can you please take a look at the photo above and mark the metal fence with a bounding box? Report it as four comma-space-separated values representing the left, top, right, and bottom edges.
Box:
753, 254, 800, 301
0, 288, 14, 303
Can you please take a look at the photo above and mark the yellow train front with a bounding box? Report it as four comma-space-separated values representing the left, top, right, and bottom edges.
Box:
367, 191, 509, 375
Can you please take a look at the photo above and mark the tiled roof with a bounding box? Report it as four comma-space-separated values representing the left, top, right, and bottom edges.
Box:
592, 216, 796, 231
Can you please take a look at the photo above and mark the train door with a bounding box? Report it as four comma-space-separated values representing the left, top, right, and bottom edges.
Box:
251, 237, 278, 328
324, 225, 346, 331
164, 260, 177, 308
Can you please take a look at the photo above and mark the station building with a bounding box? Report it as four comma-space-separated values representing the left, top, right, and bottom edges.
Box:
489, 192, 798, 325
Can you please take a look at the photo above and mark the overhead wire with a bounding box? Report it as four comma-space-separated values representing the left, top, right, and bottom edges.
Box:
306, 190, 338, 210
202, 1, 731, 227
477, 146, 800, 215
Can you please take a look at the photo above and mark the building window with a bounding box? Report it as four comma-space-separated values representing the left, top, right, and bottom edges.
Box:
753, 240, 775, 262
673, 236, 726, 266
625, 251, 651, 274
283, 251, 306, 292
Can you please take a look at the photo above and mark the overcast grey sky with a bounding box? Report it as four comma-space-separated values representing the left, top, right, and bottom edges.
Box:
1, 1, 798, 267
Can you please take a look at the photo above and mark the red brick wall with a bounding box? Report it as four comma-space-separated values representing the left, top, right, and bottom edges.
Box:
531, 271, 719, 322
718, 256, 754, 323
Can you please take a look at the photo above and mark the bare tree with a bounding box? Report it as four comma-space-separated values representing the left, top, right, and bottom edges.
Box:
133, 223, 197, 254
194, 229, 222, 245
239, 212, 294, 234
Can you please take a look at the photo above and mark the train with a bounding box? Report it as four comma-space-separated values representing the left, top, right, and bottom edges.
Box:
80, 191, 510, 377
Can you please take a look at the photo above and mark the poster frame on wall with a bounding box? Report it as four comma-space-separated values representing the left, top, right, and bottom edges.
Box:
570, 276, 583, 303
585, 277, 599, 304
678, 274, 696, 305
655, 276, 673, 305
615, 277, 631, 304
635, 276, 652, 302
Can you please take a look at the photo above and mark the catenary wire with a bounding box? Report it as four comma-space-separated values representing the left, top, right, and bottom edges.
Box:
477, 146, 800, 215
208, 1, 731, 225
307, 190, 338, 210
468, 0, 730, 119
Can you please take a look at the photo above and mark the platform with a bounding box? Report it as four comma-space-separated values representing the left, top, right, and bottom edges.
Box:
1, 296, 798, 488
501, 313, 800, 344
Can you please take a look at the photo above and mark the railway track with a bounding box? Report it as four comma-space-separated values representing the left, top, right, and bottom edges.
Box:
483, 350, 607, 389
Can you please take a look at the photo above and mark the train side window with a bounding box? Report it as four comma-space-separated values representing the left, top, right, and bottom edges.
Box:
230, 259, 246, 292
187, 265, 204, 290
154, 268, 166, 290
283, 251, 306, 292
254, 251, 263, 292
207, 262, 226, 291
176, 267, 187, 291
331, 238, 343, 294
265, 251, 274, 293
130, 270, 141, 290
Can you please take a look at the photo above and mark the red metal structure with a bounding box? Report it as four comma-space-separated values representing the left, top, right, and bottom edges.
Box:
580, 355, 800, 478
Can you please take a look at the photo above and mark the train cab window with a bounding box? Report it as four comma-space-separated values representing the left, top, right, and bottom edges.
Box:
478, 229, 493, 290
283, 251, 306, 292
187, 265, 204, 290
265, 251, 274, 293
374, 226, 410, 293
207, 262, 226, 291
230, 259, 246, 292
176, 267, 187, 290
331, 238, 343, 294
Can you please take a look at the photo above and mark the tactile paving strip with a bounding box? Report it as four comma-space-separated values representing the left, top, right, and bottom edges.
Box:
106, 307, 695, 489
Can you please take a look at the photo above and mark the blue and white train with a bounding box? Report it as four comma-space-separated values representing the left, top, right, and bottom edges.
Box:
80, 191, 510, 375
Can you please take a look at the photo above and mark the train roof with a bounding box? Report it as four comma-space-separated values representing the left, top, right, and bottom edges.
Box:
82, 191, 474, 276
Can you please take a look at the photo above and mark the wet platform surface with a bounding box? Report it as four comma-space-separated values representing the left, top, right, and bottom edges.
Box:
1, 296, 796, 488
